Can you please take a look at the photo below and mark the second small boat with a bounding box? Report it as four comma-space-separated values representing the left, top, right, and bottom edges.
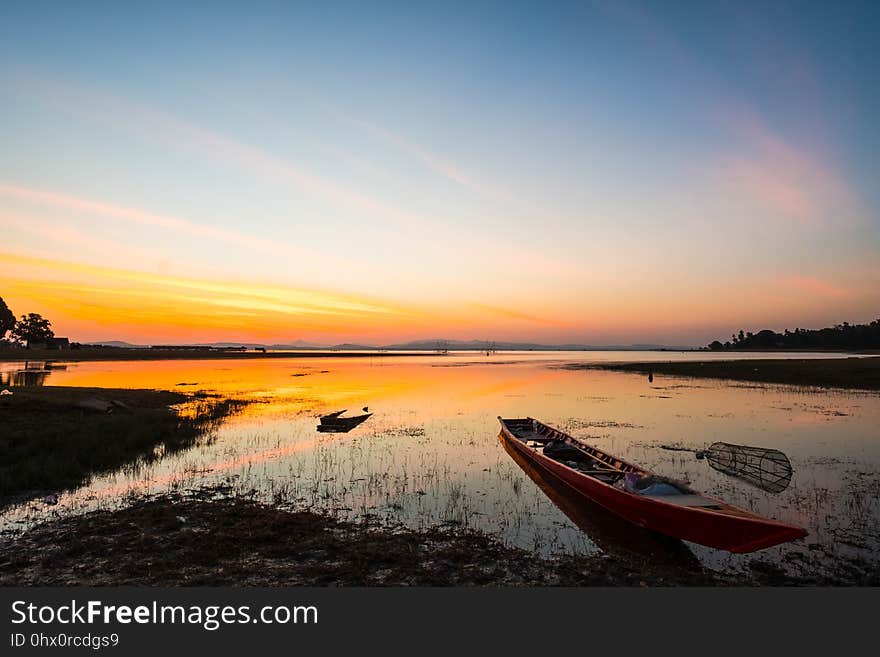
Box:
317, 410, 372, 433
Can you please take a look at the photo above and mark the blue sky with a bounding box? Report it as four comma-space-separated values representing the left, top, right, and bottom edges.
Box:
1, 1, 878, 344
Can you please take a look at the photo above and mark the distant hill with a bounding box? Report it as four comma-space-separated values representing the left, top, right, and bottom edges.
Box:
86, 338, 697, 351
278, 339, 323, 349
380, 339, 693, 351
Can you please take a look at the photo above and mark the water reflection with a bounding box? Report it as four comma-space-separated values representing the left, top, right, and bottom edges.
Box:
0, 353, 877, 581
500, 433, 701, 569
0, 361, 55, 387
10, 370, 49, 387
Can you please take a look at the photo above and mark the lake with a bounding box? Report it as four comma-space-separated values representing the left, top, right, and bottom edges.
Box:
2, 351, 878, 581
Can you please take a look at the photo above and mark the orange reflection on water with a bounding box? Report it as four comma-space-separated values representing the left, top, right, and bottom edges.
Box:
85, 433, 338, 501
2, 354, 878, 575
28, 357, 574, 417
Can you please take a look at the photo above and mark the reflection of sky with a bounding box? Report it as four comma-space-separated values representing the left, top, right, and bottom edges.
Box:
3, 355, 878, 577
1, 2, 878, 344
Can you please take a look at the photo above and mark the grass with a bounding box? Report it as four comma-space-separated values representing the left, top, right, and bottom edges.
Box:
0, 386, 245, 507
567, 356, 880, 391
6, 488, 870, 586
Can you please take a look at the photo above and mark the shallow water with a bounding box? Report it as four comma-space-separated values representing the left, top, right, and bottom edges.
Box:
2, 351, 878, 581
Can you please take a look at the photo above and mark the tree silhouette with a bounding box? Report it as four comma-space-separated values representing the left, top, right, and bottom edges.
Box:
10, 313, 54, 347
0, 297, 14, 340
709, 319, 880, 350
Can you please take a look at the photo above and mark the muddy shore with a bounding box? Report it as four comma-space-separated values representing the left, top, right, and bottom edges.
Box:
0, 490, 743, 586
566, 356, 880, 391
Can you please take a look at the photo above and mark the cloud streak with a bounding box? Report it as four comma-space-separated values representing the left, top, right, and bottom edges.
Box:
0, 252, 418, 342
336, 111, 525, 207
5, 73, 442, 234
783, 275, 849, 298
0, 182, 343, 270
596, 2, 863, 228
4, 72, 588, 285
716, 107, 862, 226
468, 302, 573, 327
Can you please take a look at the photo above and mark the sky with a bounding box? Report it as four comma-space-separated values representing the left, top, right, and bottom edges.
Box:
1, 1, 878, 346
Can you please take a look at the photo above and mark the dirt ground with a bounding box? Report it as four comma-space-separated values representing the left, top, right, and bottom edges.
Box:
0, 490, 738, 587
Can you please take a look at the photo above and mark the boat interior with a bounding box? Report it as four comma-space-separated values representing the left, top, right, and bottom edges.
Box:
502, 418, 727, 511
503, 418, 636, 485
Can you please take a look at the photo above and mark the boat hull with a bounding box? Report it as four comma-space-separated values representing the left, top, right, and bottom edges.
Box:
317, 412, 372, 433
499, 421, 807, 553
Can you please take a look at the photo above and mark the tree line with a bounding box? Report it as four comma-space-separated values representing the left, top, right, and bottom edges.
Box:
0, 296, 56, 347
708, 319, 880, 351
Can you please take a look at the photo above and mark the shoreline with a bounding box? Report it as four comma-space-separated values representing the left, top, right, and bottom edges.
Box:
0, 386, 245, 509
566, 356, 880, 391
4, 490, 871, 586
0, 490, 740, 586
0, 348, 437, 363
2, 346, 876, 364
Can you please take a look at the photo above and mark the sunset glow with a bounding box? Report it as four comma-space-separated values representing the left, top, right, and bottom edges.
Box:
2, 2, 877, 346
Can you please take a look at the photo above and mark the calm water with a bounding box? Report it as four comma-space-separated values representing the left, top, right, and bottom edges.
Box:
2, 351, 878, 580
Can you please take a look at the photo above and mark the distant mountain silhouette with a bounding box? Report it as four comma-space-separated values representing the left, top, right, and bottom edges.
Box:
379, 339, 694, 351
86, 339, 696, 351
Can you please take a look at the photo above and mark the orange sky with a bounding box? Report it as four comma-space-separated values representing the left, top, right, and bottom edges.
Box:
3, 250, 877, 346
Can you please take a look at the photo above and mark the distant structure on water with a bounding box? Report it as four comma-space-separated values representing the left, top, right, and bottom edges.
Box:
29, 337, 70, 350
149, 345, 249, 352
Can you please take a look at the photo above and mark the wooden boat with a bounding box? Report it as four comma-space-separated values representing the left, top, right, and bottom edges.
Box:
317, 412, 372, 433
500, 433, 701, 568
498, 417, 807, 553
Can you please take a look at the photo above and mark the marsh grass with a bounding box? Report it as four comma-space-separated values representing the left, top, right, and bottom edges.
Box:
572, 356, 880, 391
0, 386, 246, 507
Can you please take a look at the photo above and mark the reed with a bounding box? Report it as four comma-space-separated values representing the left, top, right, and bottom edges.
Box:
0, 386, 246, 507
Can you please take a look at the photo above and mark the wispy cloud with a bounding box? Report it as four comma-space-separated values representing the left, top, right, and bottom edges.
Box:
783, 275, 850, 298
715, 107, 862, 226
595, 2, 863, 228
0, 212, 164, 267
4, 72, 586, 283
0, 252, 415, 341
0, 182, 335, 267
335, 111, 523, 206
468, 302, 572, 327
4, 73, 437, 233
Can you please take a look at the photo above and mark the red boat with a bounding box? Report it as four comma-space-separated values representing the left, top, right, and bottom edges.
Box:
498, 417, 808, 553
